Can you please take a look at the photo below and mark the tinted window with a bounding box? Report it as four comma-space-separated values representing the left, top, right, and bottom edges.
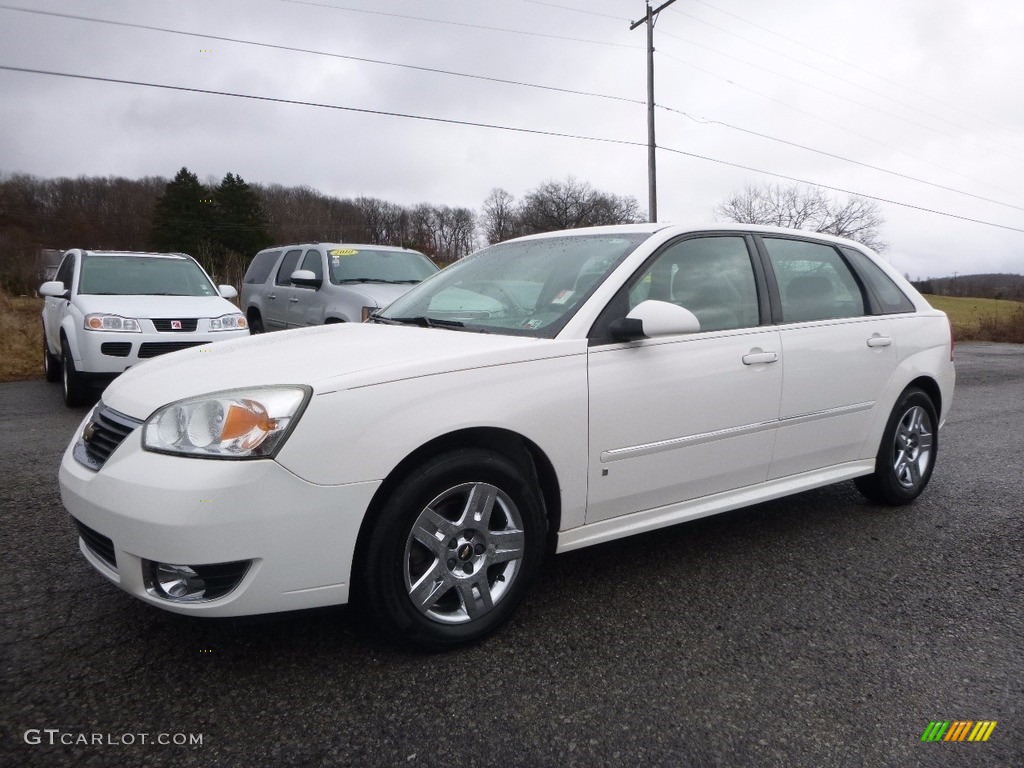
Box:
840, 246, 915, 314
244, 250, 281, 284
300, 249, 323, 282
55, 253, 75, 289
763, 238, 866, 322
328, 248, 438, 284
78, 255, 217, 296
275, 249, 303, 286
625, 236, 760, 332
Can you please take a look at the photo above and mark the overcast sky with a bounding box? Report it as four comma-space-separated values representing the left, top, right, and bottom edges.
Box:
2, 0, 1023, 279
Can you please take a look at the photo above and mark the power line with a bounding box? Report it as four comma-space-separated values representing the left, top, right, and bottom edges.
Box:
520, 0, 628, 21
4, 3, 1020, 212
275, 0, 640, 49
3, 64, 1022, 236
690, 0, 1018, 138
657, 50, 1024, 201
656, 25, 1024, 166
0, 5, 644, 106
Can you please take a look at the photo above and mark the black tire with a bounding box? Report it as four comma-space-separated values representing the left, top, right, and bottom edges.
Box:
855, 387, 938, 505
43, 332, 61, 382
248, 311, 264, 334
61, 340, 89, 407
355, 448, 546, 650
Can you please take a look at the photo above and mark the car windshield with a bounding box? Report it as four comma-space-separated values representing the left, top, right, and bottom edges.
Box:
78, 254, 218, 296
328, 248, 438, 284
376, 233, 650, 337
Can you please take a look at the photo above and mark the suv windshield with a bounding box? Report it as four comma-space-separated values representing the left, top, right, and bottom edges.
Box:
328, 248, 438, 284
78, 254, 218, 296
377, 233, 650, 337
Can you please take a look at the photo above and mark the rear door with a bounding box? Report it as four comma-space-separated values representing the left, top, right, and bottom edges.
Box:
756, 236, 897, 479
265, 248, 303, 330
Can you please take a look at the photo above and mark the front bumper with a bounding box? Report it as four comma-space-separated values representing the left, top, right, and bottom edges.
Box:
75, 327, 250, 375
58, 428, 380, 616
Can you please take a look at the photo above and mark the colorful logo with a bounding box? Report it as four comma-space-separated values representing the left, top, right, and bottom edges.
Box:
920, 721, 997, 742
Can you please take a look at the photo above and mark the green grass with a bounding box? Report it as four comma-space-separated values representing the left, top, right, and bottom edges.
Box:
923, 294, 1024, 342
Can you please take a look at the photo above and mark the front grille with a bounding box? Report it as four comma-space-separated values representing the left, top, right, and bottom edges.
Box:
100, 342, 132, 357
73, 403, 143, 471
138, 341, 209, 358
73, 517, 117, 570
152, 318, 199, 332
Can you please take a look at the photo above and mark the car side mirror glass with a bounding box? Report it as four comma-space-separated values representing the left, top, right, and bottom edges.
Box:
39, 280, 69, 299
609, 299, 701, 341
290, 269, 322, 288
218, 284, 238, 299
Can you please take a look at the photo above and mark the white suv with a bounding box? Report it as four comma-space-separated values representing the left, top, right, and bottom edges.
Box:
241, 243, 438, 332
40, 250, 249, 406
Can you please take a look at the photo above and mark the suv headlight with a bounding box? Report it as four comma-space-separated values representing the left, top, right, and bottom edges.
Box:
85, 314, 141, 332
142, 386, 311, 458
210, 313, 248, 331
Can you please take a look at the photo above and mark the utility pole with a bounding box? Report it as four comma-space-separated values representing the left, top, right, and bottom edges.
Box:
630, 0, 678, 223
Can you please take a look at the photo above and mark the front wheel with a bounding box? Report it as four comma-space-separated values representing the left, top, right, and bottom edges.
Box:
61, 341, 89, 407
855, 387, 938, 505
356, 448, 546, 649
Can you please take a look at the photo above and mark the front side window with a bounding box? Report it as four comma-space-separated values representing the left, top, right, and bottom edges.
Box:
55, 253, 75, 289
77, 255, 217, 296
300, 249, 324, 283
378, 234, 650, 338
275, 249, 303, 286
624, 236, 760, 332
763, 238, 866, 323
327, 248, 437, 285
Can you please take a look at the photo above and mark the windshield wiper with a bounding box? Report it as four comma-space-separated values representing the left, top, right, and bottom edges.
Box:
387, 316, 465, 328
336, 278, 419, 284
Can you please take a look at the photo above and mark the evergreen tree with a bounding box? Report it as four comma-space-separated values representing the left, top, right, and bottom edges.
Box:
149, 167, 215, 258
212, 172, 271, 256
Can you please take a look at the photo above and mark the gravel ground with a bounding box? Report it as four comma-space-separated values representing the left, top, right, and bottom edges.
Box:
1, 342, 1021, 767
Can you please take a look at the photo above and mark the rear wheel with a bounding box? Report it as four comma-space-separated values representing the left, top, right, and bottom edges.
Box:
855, 387, 937, 505
61, 340, 89, 407
43, 331, 61, 382
356, 448, 545, 649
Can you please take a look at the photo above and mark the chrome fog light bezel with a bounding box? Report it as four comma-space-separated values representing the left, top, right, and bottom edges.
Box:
143, 559, 252, 602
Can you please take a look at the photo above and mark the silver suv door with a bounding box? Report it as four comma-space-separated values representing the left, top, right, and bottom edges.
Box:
265, 248, 303, 330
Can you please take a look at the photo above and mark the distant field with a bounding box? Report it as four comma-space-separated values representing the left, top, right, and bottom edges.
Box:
923, 294, 1024, 342
0, 292, 42, 382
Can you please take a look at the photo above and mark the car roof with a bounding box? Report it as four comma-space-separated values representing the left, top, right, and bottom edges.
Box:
76, 250, 192, 260
258, 243, 427, 254
509, 223, 875, 252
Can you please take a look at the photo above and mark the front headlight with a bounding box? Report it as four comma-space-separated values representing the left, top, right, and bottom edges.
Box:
85, 314, 141, 332
210, 313, 248, 331
142, 386, 311, 459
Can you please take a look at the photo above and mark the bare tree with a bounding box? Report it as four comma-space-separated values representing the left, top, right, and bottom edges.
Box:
715, 183, 887, 251
518, 177, 642, 234
480, 188, 521, 244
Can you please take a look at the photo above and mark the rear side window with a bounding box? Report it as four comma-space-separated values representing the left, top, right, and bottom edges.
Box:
244, 251, 281, 284
840, 247, 915, 314
275, 249, 303, 286
763, 238, 866, 323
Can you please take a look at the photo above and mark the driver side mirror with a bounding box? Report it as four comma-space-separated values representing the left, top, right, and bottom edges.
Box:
39, 281, 69, 299
609, 300, 701, 341
290, 269, 322, 289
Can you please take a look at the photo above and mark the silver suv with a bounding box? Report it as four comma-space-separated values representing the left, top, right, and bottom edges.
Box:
241, 243, 438, 332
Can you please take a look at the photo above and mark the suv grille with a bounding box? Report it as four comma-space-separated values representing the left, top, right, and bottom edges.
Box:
152, 318, 199, 332
73, 518, 117, 570
138, 341, 209, 358
72, 403, 143, 471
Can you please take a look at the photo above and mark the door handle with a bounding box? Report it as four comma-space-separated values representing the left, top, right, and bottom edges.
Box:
267, 293, 276, 301
742, 350, 778, 365
289, 297, 299, 303
866, 335, 892, 348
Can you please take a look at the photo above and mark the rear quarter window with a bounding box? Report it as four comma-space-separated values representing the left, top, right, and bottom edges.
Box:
840, 247, 916, 314
244, 250, 282, 284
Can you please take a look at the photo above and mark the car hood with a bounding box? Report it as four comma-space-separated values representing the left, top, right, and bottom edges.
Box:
73, 294, 239, 318
102, 323, 584, 418
338, 282, 422, 308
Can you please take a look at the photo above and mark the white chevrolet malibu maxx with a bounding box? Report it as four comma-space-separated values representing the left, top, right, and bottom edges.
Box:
59, 225, 955, 648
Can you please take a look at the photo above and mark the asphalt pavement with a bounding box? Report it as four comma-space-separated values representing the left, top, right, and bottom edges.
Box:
1, 342, 1021, 767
